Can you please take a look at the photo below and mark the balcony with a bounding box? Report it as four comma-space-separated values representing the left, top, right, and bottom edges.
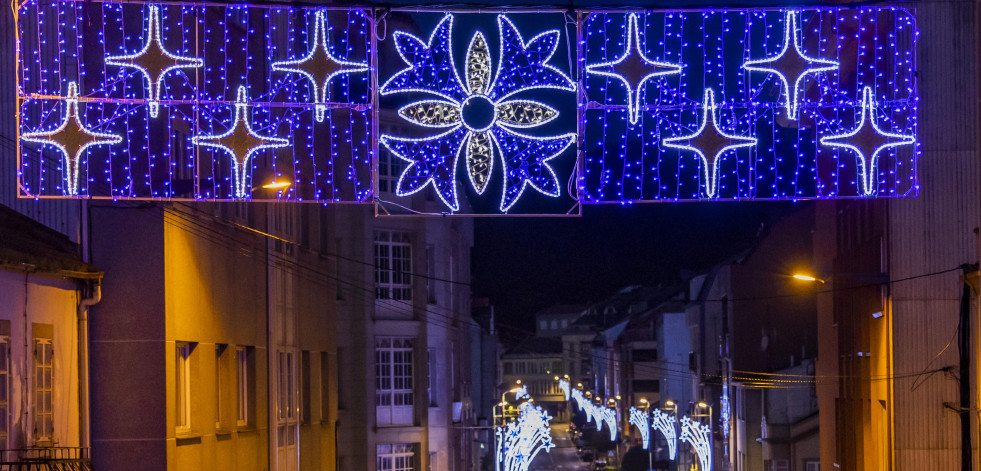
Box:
0, 447, 92, 471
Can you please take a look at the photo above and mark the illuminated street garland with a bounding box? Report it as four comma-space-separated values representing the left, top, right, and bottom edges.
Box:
651, 409, 678, 460
558, 379, 570, 401
819, 86, 917, 196
628, 407, 650, 449
661, 88, 757, 198
20, 82, 123, 196
271, 10, 370, 122
191, 86, 290, 199
742, 10, 839, 120
497, 402, 555, 471
680, 416, 711, 471
585, 13, 682, 125
104, 4, 203, 118
567, 387, 617, 439
16, 4, 917, 205
379, 14, 576, 213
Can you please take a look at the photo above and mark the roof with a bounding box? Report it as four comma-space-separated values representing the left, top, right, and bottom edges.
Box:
502, 336, 563, 357
0, 204, 101, 279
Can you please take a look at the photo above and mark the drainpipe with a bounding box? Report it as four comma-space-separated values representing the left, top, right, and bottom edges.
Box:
78, 280, 101, 450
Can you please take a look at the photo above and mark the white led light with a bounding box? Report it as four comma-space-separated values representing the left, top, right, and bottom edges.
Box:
497, 402, 554, 471
680, 416, 711, 471
104, 4, 203, 118
628, 407, 650, 449
379, 13, 575, 213
819, 86, 916, 196
20, 82, 123, 196
651, 409, 678, 459
742, 10, 839, 120
191, 86, 290, 199
558, 379, 570, 401
662, 88, 757, 198
271, 10, 369, 122
585, 13, 682, 124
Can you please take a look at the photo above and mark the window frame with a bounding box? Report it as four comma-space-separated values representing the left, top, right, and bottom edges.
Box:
375, 232, 413, 301
176, 342, 193, 434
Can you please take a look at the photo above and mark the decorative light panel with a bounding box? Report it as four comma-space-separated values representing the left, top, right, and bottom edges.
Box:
17, 1, 373, 201
580, 8, 918, 202
376, 11, 579, 216
497, 402, 554, 471
628, 407, 650, 449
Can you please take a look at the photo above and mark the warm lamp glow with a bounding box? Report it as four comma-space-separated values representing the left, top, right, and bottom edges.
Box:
262, 181, 292, 190
792, 273, 825, 283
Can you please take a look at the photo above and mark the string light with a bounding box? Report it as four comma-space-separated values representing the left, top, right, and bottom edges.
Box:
651, 409, 678, 460
662, 88, 758, 198
379, 13, 576, 213
104, 4, 204, 118
271, 10, 369, 123
628, 407, 650, 449
742, 10, 839, 121
581, 8, 918, 202
819, 86, 917, 196
680, 416, 712, 471
18, 3, 372, 201
585, 13, 682, 125
497, 402, 554, 471
20, 82, 123, 196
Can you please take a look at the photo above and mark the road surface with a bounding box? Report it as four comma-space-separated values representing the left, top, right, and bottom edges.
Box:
529, 424, 590, 471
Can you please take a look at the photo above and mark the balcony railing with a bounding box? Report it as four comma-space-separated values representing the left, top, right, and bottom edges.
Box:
0, 447, 92, 471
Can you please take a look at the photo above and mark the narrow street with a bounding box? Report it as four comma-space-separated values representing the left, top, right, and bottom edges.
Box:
529, 424, 589, 471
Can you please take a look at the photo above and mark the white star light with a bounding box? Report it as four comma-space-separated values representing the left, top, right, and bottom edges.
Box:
819, 86, 916, 196
105, 4, 203, 118
271, 10, 369, 122
21, 82, 122, 196
192, 86, 290, 199
585, 13, 682, 124
743, 10, 839, 120
662, 89, 757, 198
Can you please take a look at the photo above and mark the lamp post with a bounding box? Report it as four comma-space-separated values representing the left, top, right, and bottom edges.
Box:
663, 400, 679, 471
494, 386, 527, 471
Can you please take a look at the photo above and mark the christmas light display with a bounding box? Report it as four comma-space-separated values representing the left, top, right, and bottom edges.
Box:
20, 82, 123, 196
651, 408, 678, 460
558, 379, 570, 401
661, 88, 758, 198
497, 402, 554, 471
628, 407, 650, 449
580, 8, 918, 202
742, 10, 839, 121
819, 86, 916, 196
18, 1, 373, 201
584, 13, 682, 125
567, 386, 617, 439
16, 4, 918, 206
103, 4, 203, 119
680, 416, 711, 471
270, 10, 370, 123
191, 86, 291, 199
379, 13, 577, 214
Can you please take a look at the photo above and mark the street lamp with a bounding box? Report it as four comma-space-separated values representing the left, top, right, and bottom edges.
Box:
638, 398, 652, 471
791, 273, 825, 283
694, 401, 713, 471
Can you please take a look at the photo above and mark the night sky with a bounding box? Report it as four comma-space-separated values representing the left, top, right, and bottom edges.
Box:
471, 201, 805, 332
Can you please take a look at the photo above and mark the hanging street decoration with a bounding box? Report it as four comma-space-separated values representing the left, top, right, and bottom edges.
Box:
628, 407, 650, 449
20, 82, 123, 196
651, 408, 678, 460
497, 401, 554, 471
662, 89, 758, 198
680, 416, 712, 471
584, 13, 682, 125
742, 10, 839, 121
558, 378, 571, 400
820, 86, 917, 196
379, 13, 577, 214
580, 8, 917, 202
18, 1, 372, 201
16, 4, 917, 209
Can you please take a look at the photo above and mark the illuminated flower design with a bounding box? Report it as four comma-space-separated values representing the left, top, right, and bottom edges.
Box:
380, 14, 576, 212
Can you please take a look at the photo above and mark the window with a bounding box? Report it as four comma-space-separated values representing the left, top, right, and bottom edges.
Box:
301, 351, 311, 424
375, 232, 412, 300
805, 461, 820, 471
216, 344, 227, 429
632, 380, 659, 393
376, 337, 414, 425
426, 246, 437, 304
0, 334, 8, 447
377, 144, 406, 194
378, 443, 415, 471
277, 350, 299, 471
34, 337, 54, 442
320, 352, 330, 422
176, 342, 193, 433
236, 347, 251, 427
632, 349, 658, 362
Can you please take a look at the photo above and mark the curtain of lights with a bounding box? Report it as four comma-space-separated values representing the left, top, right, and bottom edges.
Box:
18, 1, 373, 201
16, 3, 917, 212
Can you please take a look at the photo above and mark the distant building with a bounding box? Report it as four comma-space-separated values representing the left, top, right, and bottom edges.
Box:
500, 336, 566, 420
470, 300, 500, 471
0, 205, 100, 468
